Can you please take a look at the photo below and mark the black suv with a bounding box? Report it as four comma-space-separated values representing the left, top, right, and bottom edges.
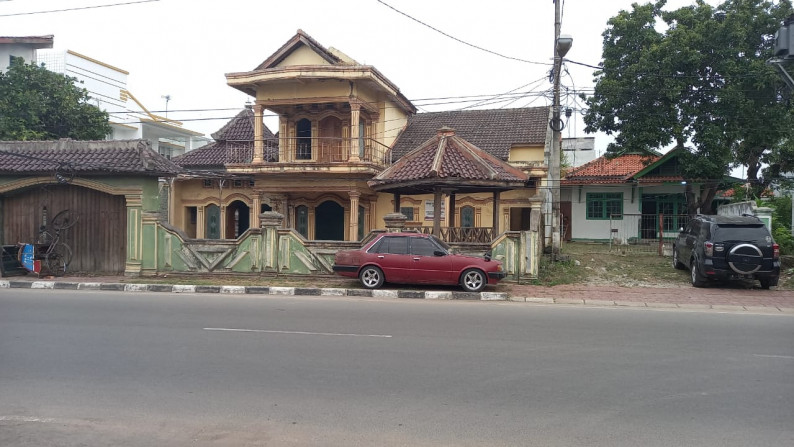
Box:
672, 215, 780, 289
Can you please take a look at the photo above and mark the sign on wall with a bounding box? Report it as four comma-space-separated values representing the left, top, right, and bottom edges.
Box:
424, 200, 445, 220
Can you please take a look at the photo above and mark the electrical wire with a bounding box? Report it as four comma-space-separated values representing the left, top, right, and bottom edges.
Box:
375, 0, 551, 66
0, 0, 159, 17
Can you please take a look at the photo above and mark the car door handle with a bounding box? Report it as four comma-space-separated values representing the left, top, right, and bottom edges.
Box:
413, 257, 421, 261
377, 255, 385, 259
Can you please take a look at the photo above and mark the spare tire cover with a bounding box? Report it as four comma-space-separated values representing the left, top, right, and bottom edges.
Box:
727, 243, 763, 274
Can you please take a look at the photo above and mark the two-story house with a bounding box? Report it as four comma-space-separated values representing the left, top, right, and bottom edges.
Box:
170, 30, 551, 243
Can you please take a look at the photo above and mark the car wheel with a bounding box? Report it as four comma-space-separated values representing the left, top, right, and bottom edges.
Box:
359, 266, 384, 289
672, 247, 685, 270
460, 268, 486, 292
690, 261, 707, 288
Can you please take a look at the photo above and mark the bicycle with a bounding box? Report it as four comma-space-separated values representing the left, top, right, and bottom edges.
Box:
21, 208, 79, 276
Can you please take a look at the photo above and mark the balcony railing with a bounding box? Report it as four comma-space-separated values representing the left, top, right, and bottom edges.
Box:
404, 226, 496, 244
226, 137, 392, 168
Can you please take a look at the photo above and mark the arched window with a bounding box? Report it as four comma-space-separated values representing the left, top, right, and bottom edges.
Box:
296, 118, 312, 160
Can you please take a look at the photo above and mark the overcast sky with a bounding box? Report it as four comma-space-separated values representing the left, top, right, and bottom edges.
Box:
2, 0, 721, 155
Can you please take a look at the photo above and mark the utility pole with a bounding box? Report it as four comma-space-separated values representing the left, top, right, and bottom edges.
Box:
550, 1, 572, 256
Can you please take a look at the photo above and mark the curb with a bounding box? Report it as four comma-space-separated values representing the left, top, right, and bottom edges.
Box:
1, 279, 792, 312
0, 279, 509, 302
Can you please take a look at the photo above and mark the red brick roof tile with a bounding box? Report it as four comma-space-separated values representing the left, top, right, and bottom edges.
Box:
370, 127, 528, 190
562, 153, 659, 185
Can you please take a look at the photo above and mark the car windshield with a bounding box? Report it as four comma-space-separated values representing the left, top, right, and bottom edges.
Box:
429, 235, 450, 251
713, 225, 770, 242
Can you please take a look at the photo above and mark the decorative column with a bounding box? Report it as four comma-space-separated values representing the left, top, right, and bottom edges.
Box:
393, 193, 401, 213
348, 191, 360, 241
197, 206, 205, 238
259, 211, 284, 273
349, 103, 361, 162
252, 193, 262, 229
220, 205, 227, 239
253, 104, 264, 164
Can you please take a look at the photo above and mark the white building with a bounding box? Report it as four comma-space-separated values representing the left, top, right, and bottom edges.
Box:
36, 49, 209, 158
0, 35, 53, 72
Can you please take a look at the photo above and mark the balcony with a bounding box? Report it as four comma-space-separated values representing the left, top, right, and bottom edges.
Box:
225, 137, 392, 168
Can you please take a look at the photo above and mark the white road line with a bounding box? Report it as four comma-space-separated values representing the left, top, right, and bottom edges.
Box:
203, 327, 392, 338
753, 354, 794, 360
0, 416, 57, 423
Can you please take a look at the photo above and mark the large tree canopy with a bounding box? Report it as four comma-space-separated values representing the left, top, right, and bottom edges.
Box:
583, 0, 793, 213
0, 57, 111, 141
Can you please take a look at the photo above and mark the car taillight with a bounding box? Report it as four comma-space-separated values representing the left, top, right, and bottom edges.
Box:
773, 243, 780, 259
704, 241, 714, 257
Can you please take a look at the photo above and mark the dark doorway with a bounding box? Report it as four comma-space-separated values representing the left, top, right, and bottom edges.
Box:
314, 201, 344, 240
225, 200, 250, 239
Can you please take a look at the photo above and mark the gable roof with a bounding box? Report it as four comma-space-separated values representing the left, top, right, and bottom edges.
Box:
0, 35, 53, 49
562, 153, 659, 185
370, 127, 528, 194
254, 29, 346, 70
0, 139, 180, 176
172, 107, 276, 169
391, 107, 550, 162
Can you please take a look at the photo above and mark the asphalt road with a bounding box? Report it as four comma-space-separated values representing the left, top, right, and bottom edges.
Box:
1, 289, 792, 446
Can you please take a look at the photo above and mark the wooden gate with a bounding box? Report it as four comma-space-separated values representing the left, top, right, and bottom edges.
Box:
1, 184, 126, 274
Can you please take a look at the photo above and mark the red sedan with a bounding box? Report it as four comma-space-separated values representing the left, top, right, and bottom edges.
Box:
332, 232, 506, 292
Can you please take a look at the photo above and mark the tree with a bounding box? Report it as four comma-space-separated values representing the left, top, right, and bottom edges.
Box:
0, 57, 111, 141
582, 0, 793, 215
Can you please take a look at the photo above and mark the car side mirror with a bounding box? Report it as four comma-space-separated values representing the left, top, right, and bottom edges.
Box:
484, 251, 492, 261
433, 250, 446, 257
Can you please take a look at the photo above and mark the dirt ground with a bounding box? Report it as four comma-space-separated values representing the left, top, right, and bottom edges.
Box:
534, 241, 794, 290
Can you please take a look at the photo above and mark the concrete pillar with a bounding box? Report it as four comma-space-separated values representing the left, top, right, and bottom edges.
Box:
348, 191, 360, 241
253, 104, 264, 163
383, 213, 408, 232
349, 103, 361, 162
433, 188, 443, 237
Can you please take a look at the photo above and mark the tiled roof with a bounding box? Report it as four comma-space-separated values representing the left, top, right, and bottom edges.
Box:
0, 139, 180, 176
173, 107, 276, 168
562, 153, 659, 185
370, 127, 527, 190
391, 107, 550, 161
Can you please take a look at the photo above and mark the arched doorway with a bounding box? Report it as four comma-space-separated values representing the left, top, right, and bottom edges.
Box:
225, 200, 250, 239
314, 200, 344, 240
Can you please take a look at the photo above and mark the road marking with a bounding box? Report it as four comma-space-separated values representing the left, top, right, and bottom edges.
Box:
0, 416, 57, 423
203, 327, 392, 338
753, 354, 794, 360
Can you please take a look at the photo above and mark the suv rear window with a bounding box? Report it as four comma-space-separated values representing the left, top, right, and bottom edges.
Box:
713, 224, 769, 242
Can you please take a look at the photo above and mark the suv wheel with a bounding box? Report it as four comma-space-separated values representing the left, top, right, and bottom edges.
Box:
672, 247, 685, 270
759, 277, 777, 290
691, 261, 707, 288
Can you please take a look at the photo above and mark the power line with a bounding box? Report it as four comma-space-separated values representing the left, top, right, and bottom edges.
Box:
375, 0, 551, 66
0, 0, 159, 17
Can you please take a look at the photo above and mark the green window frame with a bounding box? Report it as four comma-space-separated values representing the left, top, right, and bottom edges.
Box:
586, 192, 623, 220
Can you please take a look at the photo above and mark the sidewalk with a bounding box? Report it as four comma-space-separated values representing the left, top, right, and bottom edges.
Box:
2, 274, 793, 313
